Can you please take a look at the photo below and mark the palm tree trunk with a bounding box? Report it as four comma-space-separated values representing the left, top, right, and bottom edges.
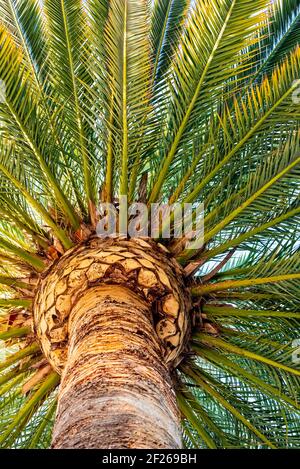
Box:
51, 285, 182, 449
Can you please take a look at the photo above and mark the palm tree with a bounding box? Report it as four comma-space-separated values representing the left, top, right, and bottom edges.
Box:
0, 0, 299, 449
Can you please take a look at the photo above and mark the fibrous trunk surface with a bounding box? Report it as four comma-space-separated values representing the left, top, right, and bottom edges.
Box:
33, 237, 191, 449
51, 286, 182, 448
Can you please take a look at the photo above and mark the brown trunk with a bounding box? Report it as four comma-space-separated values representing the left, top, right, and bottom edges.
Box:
51, 285, 182, 449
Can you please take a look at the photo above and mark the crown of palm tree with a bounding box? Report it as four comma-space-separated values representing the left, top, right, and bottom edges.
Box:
0, 0, 300, 449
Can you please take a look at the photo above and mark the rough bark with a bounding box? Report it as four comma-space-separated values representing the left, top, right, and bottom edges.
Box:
34, 237, 191, 373
51, 285, 182, 449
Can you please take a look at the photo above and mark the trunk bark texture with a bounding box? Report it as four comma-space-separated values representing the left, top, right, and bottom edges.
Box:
51, 285, 182, 449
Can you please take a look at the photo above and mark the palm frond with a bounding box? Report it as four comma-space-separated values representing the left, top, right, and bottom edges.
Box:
254, 0, 300, 79
148, 0, 269, 203
151, 0, 190, 83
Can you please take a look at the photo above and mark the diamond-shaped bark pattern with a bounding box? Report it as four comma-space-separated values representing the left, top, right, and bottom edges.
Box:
34, 237, 191, 373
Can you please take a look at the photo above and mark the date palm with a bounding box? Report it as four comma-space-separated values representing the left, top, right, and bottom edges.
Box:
0, 0, 300, 449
